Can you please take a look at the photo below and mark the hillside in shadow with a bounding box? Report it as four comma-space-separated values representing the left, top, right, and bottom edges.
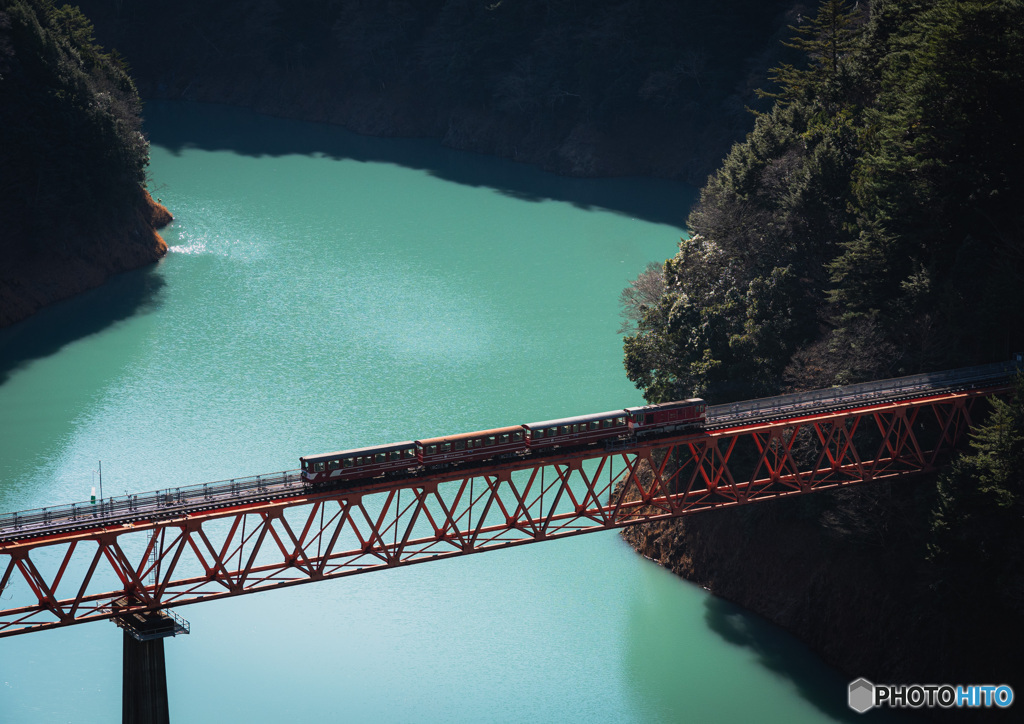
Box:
77, 0, 802, 185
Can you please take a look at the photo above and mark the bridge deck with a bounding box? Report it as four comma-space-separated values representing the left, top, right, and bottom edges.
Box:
0, 361, 1017, 637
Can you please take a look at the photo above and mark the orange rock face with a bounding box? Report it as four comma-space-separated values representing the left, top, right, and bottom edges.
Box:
0, 186, 171, 328
145, 189, 174, 230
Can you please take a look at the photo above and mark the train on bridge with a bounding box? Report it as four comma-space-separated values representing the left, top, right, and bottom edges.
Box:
2, 359, 1017, 544
300, 399, 708, 486
299, 356, 1023, 488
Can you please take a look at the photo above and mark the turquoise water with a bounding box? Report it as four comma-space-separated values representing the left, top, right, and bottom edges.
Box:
0, 102, 893, 723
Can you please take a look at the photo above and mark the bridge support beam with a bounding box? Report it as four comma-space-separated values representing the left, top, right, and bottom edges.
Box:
114, 604, 189, 724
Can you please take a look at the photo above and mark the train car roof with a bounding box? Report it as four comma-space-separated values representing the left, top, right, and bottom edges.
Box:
301, 440, 416, 461
624, 399, 704, 414
417, 425, 526, 446
523, 409, 628, 429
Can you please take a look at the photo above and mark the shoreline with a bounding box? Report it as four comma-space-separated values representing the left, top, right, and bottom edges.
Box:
0, 190, 172, 329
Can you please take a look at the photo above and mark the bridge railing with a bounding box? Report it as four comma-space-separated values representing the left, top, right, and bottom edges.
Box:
707, 359, 1020, 427
3, 359, 1019, 541
0, 470, 302, 539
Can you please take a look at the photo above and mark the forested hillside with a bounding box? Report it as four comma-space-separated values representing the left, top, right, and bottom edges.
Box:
73, 0, 798, 182
0, 0, 169, 327
622, 0, 1024, 691
625, 0, 1023, 402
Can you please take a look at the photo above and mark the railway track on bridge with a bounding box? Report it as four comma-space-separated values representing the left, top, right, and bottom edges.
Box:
0, 359, 1018, 637
2, 359, 1017, 544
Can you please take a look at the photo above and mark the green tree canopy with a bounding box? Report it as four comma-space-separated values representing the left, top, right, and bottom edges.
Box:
624, 0, 1024, 402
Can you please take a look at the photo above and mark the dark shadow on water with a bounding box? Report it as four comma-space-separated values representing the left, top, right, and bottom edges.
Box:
703, 595, 924, 723
0, 265, 166, 386
144, 100, 697, 230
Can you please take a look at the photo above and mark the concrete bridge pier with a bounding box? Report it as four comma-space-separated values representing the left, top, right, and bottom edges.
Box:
123, 633, 170, 724
114, 603, 189, 724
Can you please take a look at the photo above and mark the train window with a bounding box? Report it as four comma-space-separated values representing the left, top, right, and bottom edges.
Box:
561, 426, 570, 435
454, 440, 465, 451
442, 443, 452, 453
328, 460, 340, 470
343, 458, 353, 468
590, 421, 600, 430
513, 431, 523, 442
427, 444, 437, 455
601, 419, 611, 428
314, 462, 325, 472
405, 448, 416, 458
500, 434, 509, 444
376, 453, 387, 463
389, 451, 400, 461
548, 428, 557, 437
482, 436, 493, 446
616, 416, 627, 425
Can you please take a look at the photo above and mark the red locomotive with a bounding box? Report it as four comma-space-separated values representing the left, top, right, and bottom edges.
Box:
300, 399, 706, 486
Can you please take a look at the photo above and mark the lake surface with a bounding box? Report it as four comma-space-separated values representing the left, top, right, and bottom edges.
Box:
0, 102, 896, 723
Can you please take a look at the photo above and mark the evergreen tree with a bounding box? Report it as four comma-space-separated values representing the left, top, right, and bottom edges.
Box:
831, 0, 1024, 365
930, 375, 1024, 609
757, 0, 862, 108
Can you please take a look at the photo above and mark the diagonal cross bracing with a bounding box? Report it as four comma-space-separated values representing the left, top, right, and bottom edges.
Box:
0, 386, 1006, 638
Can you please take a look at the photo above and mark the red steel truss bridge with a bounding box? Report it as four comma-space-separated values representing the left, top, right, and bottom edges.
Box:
0, 360, 1019, 639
